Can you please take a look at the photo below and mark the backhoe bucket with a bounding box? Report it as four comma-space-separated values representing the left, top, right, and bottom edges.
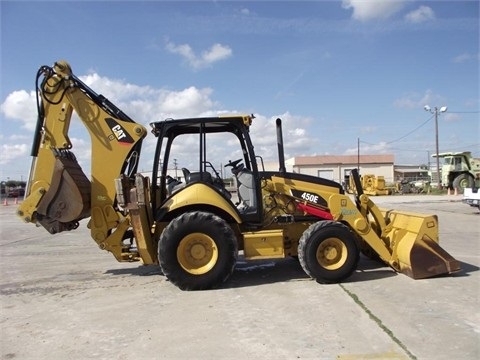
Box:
36, 152, 91, 234
383, 210, 460, 279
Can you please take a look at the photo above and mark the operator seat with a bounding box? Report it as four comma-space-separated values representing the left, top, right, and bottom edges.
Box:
166, 175, 184, 195
233, 164, 257, 213
183, 167, 213, 184
182, 168, 191, 183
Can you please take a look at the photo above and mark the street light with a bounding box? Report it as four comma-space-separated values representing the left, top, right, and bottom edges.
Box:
424, 105, 448, 189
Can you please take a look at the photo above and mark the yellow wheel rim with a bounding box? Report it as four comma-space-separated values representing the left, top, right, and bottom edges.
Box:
316, 237, 347, 270
177, 233, 218, 275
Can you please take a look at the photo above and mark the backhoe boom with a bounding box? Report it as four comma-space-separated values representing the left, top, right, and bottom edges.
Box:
18, 61, 150, 261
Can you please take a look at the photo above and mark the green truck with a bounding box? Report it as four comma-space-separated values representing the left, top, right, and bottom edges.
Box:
432, 151, 480, 193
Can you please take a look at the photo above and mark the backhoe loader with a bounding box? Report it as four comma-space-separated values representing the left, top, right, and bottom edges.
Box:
17, 61, 460, 290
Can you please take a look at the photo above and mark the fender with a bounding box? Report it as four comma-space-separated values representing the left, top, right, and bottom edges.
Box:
159, 183, 242, 224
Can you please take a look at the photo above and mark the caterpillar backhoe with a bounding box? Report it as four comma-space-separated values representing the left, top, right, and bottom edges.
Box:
17, 61, 460, 290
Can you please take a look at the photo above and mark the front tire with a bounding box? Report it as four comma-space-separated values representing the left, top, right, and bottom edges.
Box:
158, 211, 238, 290
298, 221, 359, 284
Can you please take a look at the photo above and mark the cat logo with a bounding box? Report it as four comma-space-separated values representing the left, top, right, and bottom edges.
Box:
105, 118, 134, 144
112, 124, 126, 140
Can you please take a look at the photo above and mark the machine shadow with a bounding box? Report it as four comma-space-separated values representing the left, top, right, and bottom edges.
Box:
344, 256, 398, 283
105, 264, 163, 277
223, 254, 397, 289
451, 261, 480, 278
226, 257, 309, 288
103, 254, 469, 289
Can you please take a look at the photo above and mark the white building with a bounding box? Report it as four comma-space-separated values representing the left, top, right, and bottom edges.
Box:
283, 154, 395, 184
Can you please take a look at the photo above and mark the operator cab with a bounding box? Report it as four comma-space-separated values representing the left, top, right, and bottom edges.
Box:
150, 115, 263, 223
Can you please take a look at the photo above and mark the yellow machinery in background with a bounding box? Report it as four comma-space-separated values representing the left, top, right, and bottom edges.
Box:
348, 174, 391, 196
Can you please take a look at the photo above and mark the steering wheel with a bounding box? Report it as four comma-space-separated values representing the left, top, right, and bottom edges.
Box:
225, 159, 242, 168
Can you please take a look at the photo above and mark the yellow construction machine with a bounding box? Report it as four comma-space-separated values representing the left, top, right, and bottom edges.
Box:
347, 174, 392, 196
17, 61, 460, 290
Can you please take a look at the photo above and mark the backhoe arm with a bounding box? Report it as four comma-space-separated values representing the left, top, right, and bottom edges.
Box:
18, 61, 148, 257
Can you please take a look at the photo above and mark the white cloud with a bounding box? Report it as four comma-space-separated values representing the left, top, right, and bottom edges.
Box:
0, 73, 217, 130
0, 72, 314, 177
0, 72, 221, 174
162, 87, 214, 114
290, 128, 306, 137
405, 6, 435, 23
443, 113, 462, 123
8, 134, 31, 141
452, 52, 480, 64
249, 112, 317, 160
0, 90, 37, 130
69, 137, 91, 170
360, 126, 378, 134
80, 73, 157, 102
165, 39, 233, 70
202, 43, 233, 64
393, 90, 446, 110
0, 144, 28, 165
341, 0, 406, 21
344, 141, 389, 155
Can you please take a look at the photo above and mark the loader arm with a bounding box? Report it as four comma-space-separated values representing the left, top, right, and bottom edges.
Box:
17, 61, 150, 260
269, 170, 460, 279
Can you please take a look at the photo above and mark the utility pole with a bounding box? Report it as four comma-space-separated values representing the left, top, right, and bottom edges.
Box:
424, 105, 447, 190
434, 109, 440, 189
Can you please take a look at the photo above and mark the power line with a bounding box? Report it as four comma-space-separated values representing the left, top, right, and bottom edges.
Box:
359, 109, 478, 147
385, 114, 434, 144
359, 142, 480, 155
358, 114, 434, 147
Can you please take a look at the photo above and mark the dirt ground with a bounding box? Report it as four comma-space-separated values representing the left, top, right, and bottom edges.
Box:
1, 194, 479, 360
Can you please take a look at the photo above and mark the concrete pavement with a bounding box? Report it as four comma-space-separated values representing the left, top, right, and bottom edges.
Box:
1, 194, 478, 359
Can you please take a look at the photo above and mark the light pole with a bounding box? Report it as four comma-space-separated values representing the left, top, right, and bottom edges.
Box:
424, 105, 447, 189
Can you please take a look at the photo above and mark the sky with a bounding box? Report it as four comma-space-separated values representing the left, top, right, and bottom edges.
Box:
1, 0, 479, 182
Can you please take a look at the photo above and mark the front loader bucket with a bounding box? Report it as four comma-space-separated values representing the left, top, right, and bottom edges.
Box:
383, 210, 460, 279
36, 152, 91, 234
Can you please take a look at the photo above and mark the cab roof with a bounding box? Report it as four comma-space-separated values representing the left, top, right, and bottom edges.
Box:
149, 115, 253, 137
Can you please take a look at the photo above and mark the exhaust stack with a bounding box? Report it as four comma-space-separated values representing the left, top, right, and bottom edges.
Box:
276, 118, 286, 173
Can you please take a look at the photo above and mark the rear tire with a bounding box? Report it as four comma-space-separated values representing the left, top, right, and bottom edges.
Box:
452, 174, 474, 194
158, 211, 237, 290
298, 221, 359, 284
